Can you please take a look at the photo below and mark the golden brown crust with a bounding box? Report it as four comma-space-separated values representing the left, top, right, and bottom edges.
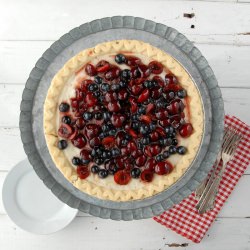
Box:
44, 40, 203, 201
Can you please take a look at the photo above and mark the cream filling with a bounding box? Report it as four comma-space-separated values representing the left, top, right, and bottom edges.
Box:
57, 53, 190, 190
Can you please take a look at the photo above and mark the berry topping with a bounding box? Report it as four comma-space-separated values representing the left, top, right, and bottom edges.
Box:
98, 169, 109, 179
59, 102, 70, 112
77, 166, 90, 179
57, 140, 68, 150
131, 168, 141, 178
177, 146, 187, 155
85, 63, 97, 76
140, 169, 154, 182
154, 161, 173, 175
179, 123, 193, 138
72, 157, 81, 166
148, 61, 163, 74
96, 60, 110, 73
71, 134, 87, 149
91, 165, 100, 174
58, 124, 73, 139
114, 170, 131, 185
80, 149, 92, 164
115, 54, 127, 64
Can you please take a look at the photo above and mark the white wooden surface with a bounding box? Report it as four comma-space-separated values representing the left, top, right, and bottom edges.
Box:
0, 0, 250, 249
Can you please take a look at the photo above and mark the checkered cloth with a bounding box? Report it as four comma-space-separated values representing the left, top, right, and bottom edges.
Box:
153, 115, 250, 243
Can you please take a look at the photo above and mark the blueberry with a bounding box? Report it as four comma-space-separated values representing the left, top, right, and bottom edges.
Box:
115, 54, 126, 64
131, 168, 141, 178
119, 81, 127, 88
138, 106, 146, 115
137, 142, 143, 150
149, 122, 156, 131
83, 112, 93, 121
169, 146, 177, 154
120, 69, 131, 81
131, 114, 140, 121
93, 91, 101, 97
94, 76, 103, 84
91, 147, 103, 158
168, 132, 176, 138
108, 165, 119, 175
165, 125, 175, 134
163, 150, 170, 159
57, 140, 68, 150
94, 112, 103, 120
95, 158, 104, 165
164, 91, 175, 101
82, 158, 90, 165
102, 150, 112, 160
100, 83, 110, 92
171, 138, 178, 146
155, 154, 164, 162
88, 83, 98, 92
98, 169, 109, 178
177, 146, 187, 155
72, 157, 81, 166
141, 137, 150, 145
109, 129, 117, 136
59, 103, 70, 112
111, 84, 120, 91
131, 122, 140, 130
124, 134, 131, 141
156, 100, 165, 109
102, 124, 111, 132
111, 148, 120, 157
62, 116, 71, 124
159, 138, 172, 146
99, 132, 107, 139
143, 80, 154, 88
140, 124, 150, 135
177, 89, 187, 98
91, 165, 100, 174
103, 112, 111, 121
121, 139, 129, 146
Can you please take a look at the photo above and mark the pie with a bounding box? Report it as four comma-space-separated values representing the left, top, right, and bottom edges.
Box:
44, 40, 203, 201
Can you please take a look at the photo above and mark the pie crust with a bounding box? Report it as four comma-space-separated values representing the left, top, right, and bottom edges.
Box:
44, 40, 204, 201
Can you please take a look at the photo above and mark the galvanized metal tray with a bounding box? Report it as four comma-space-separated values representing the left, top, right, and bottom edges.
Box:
19, 16, 224, 220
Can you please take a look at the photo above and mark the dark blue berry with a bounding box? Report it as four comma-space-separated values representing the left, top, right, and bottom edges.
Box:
109, 129, 117, 136
91, 165, 100, 174
102, 124, 111, 132
88, 83, 98, 92
131, 114, 140, 121
143, 80, 154, 88
177, 89, 187, 98
99, 132, 108, 139
83, 112, 93, 121
172, 138, 178, 146
103, 112, 111, 121
124, 134, 131, 140
111, 84, 120, 91
169, 146, 177, 154
94, 76, 103, 84
121, 139, 129, 146
155, 154, 164, 162
57, 140, 68, 150
165, 125, 175, 134
72, 157, 81, 165
132, 121, 140, 130
138, 106, 146, 115
94, 112, 103, 120
119, 81, 127, 88
102, 150, 112, 160
131, 168, 141, 178
100, 83, 110, 92
115, 54, 126, 64
140, 124, 150, 135
168, 132, 176, 138
163, 150, 170, 159
59, 103, 70, 112
93, 91, 101, 97
62, 116, 71, 124
177, 146, 187, 155
98, 169, 109, 178
141, 137, 150, 145
95, 158, 104, 165
149, 122, 157, 131
137, 142, 143, 150
120, 69, 131, 81
111, 148, 120, 157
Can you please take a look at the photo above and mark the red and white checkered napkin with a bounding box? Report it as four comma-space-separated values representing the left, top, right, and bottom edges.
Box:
153, 115, 250, 243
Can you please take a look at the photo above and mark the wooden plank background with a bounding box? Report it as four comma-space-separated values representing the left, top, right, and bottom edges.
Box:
0, 0, 250, 249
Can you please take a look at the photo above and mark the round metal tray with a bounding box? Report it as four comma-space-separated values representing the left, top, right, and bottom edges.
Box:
20, 16, 224, 220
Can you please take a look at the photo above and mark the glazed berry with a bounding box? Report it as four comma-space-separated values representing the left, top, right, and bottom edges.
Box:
85, 63, 97, 76
57, 140, 68, 150
131, 121, 140, 130
144, 144, 161, 157
165, 74, 178, 85
179, 123, 193, 138
62, 116, 71, 125
91, 147, 102, 158
165, 125, 175, 134
102, 150, 112, 160
80, 149, 92, 164
163, 150, 170, 159
59, 102, 70, 112
98, 169, 109, 179
105, 67, 120, 80
94, 157, 104, 165
141, 136, 150, 145
94, 112, 103, 120
168, 145, 177, 154
177, 89, 187, 98
72, 157, 81, 166
85, 124, 101, 140
135, 155, 147, 166
77, 166, 90, 179
143, 80, 154, 89
119, 81, 127, 88
111, 148, 120, 157
115, 54, 126, 64
155, 161, 173, 175
109, 129, 117, 136
138, 106, 146, 115
177, 146, 187, 155
96, 60, 110, 73
139, 124, 150, 135
103, 111, 111, 121
148, 61, 163, 74
94, 76, 103, 84
120, 69, 131, 81
82, 112, 93, 121
138, 89, 150, 103
91, 165, 100, 174
172, 138, 178, 146
100, 83, 110, 92
159, 138, 172, 146
88, 83, 98, 92
72, 134, 87, 149
155, 154, 164, 162
140, 169, 154, 182
131, 67, 141, 78
131, 168, 141, 178
111, 84, 120, 91
114, 170, 131, 185
93, 91, 101, 97
58, 124, 74, 139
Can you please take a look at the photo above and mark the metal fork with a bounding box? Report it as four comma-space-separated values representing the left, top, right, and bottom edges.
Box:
196, 130, 242, 214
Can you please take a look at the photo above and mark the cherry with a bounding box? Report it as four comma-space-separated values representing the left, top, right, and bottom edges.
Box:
148, 61, 163, 74
107, 101, 121, 112
75, 88, 85, 100
140, 169, 154, 182
128, 128, 138, 138
85, 92, 97, 108
154, 161, 173, 175
131, 149, 143, 158
151, 87, 162, 99
138, 89, 150, 103
165, 74, 178, 85
145, 158, 157, 171
70, 98, 79, 111
127, 141, 137, 152
102, 136, 115, 146
149, 131, 159, 142
140, 115, 151, 124
167, 99, 185, 115
68, 129, 78, 140
126, 56, 141, 66
104, 91, 117, 102
135, 155, 147, 167
121, 147, 130, 156
144, 144, 161, 157
118, 89, 128, 100
85, 63, 97, 76
105, 67, 120, 80
111, 114, 126, 128
159, 119, 171, 128
85, 124, 101, 140
155, 109, 168, 120
96, 60, 110, 72
114, 170, 131, 185
71, 134, 87, 149
89, 137, 101, 148
152, 76, 165, 87
138, 64, 151, 78
146, 103, 155, 114
179, 123, 193, 138
77, 166, 90, 179
129, 97, 138, 113
58, 124, 73, 139
76, 118, 85, 129
131, 84, 143, 95
80, 149, 92, 164
131, 67, 141, 78
80, 80, 92, 91
156, 127, 166, 137
115, 156, 126, 169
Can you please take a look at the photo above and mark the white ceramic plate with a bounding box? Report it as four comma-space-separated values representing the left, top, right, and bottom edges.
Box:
2, 159, 78, 234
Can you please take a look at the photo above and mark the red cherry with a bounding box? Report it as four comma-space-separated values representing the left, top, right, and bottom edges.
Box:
85, 124, 101, 140
155, 109, 168, 120
167, 99, 185, 115
156, 127, 166, 137
68, 129, 78, 140
76, 118, 85, 129
75, 88, 85, 100
118, 89, 128, 100
155, 161, 173, 175
96, 60, 111, 72
129, 97, 138, 113
131, 84, 143, 95
165, 74, 178, 85
138, 64, 151, 78
80, 79, 92, 91
170, 114, 182, 129
140, 169, 154, 182
107, 101, 121, 112
121, 147, 130, 156
151, 87, 162, 99
115, 131, 126, 147
131, 149, 143, 158
89, 137, 101, 148
85, 92, 97, 108
58, 124, 73, 139
111, 114, 126, 128
128, 128, 138, 139
77, 166, 90, 179
104, 91, 117, 102
115, 156, 126, 169
127, 141, 137, 152
159, 119, 171, 128
138, 89, 150, 103
148, 61, 163, 74
145, 158, 157, 171
85, 63, 97, 76
105, 67, 120, 80
135, 155, 147, 167
164, 84, 182, 92
149, 131, 159, 142
80, 149, 92, 163
114, 170, 131, 185
126, 56, 141, 66
146, 103, 155, 114
71, 134, 87, 149
152, 76, 165, 87
179, 123, 193, 138
144, 144, 161, 157
70, 98, 79, 111
140, 115, 152, 124
102, 136, 115, 146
